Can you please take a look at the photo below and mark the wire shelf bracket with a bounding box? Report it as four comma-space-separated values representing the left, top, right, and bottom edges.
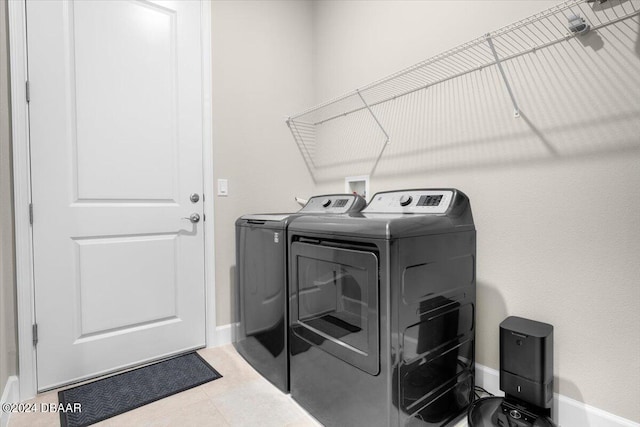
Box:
286, 117, 317, 183
486, 34, 521, 119
355, 89, 391, 177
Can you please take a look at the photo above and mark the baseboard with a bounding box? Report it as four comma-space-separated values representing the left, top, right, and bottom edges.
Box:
474, 364, 503, 398
475, 364, 639, 427
209, 323, 234, 347
1, 376, 19, 427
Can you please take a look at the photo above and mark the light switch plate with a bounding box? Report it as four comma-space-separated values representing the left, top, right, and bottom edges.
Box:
217, 179, 228, 196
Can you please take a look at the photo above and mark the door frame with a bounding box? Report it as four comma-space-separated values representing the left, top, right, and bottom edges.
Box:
7, 0, 216, 400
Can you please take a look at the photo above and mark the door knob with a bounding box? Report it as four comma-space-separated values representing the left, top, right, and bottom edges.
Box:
182, 213, 201, 223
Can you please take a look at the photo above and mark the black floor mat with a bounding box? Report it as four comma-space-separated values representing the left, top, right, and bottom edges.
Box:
58, 352, 222, 427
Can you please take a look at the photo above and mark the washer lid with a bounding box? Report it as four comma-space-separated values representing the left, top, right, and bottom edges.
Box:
240, 214, 291, 222
237, 193, 366, 223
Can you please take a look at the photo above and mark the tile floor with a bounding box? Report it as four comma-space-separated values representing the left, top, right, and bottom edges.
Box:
7, 344, 469, 427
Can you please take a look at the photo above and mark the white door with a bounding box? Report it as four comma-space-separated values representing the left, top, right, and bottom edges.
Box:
27, 0, 206, 390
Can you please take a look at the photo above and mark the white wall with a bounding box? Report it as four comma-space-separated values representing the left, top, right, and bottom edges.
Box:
211, 1, 315, 326
309, 0, 640, 423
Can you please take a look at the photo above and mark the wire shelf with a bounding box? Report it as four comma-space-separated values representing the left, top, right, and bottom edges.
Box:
287, 0, 640, 182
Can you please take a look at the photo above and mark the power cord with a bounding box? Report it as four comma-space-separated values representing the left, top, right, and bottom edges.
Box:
474, 385, 494, 399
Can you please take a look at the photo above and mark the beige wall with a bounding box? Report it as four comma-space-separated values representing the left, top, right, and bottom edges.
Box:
211, 1, 315, 326
0, 0, 18, 396
1, 1, 637, 422
309, 0, 640, 423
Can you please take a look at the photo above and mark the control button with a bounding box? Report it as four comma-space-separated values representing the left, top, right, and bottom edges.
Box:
399, 195, 413, 206
321, 199, 331, 208
509, 410, 522, 419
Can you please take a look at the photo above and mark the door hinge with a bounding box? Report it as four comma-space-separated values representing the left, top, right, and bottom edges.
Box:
26, 80, 30, 103
29, 203, 33, 225
32, 323, 38, 346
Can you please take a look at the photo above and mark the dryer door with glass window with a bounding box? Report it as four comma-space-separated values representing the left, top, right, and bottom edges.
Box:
290, 240, 379, 375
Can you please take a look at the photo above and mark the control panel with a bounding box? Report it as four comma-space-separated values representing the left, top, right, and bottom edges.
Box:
363, 190, 453, 214
299, 194, 365, 213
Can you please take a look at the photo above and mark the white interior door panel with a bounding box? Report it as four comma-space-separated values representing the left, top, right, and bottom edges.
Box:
27, 0, 206, 390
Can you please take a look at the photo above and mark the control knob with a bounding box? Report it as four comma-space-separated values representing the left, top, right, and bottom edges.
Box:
399, 195, 413, 206
321, 199, 331, 208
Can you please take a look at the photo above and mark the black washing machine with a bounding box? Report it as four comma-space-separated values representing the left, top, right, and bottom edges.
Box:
287, 189, 476, 426
234, 194, 366, 393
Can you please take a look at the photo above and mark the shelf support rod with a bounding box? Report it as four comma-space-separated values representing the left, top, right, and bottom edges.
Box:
356, 89, 391, 177
486, 33, 520, 118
